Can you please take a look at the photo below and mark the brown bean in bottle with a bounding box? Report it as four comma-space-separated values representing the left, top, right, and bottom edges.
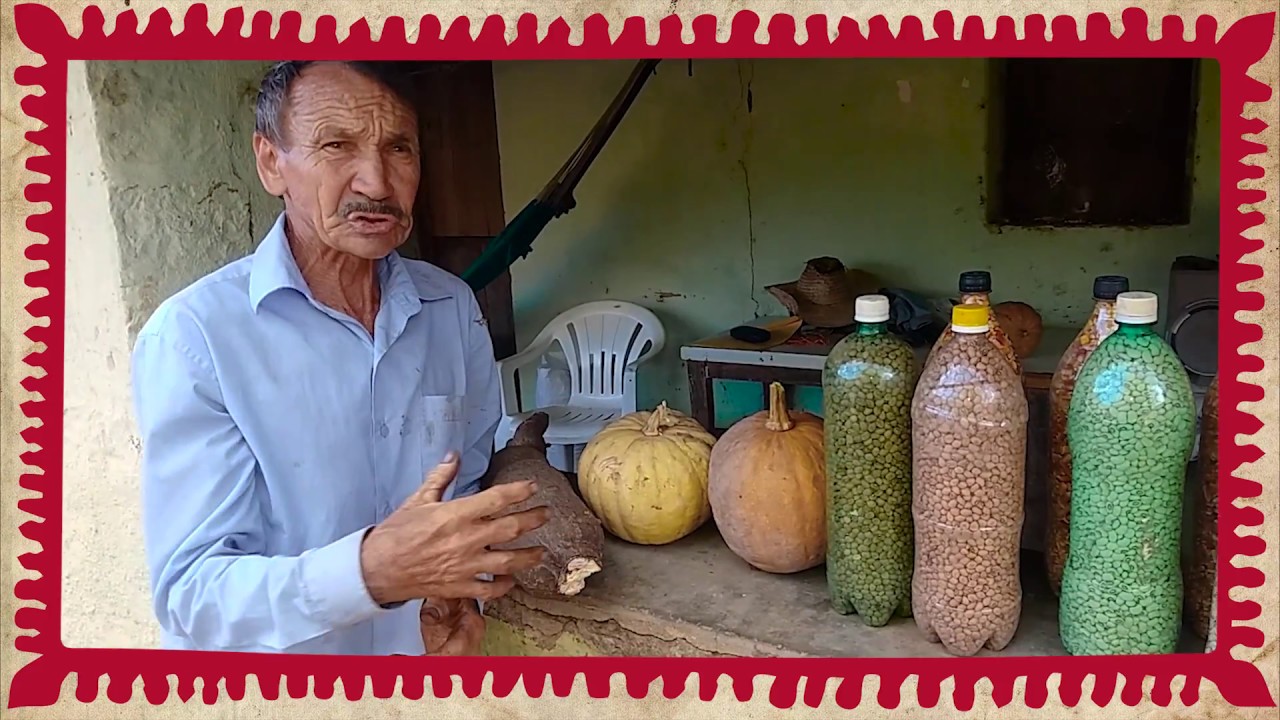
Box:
912, 304, 1028, 656
1186, 375, 1219, 638
1045, 275, 1129, 596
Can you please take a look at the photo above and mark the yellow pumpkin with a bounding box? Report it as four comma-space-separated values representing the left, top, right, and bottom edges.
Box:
577, 402, 717, 545
708, 382, 826, 573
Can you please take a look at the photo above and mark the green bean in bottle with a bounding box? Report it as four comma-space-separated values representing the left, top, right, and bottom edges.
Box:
1060, 291, 1196, 655
823, 294, 918, 626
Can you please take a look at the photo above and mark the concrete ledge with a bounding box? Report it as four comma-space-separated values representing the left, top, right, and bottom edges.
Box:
483, 523, 1202, 657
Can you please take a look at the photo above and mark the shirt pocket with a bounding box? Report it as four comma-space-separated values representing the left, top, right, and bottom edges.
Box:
420, 394, 465, 500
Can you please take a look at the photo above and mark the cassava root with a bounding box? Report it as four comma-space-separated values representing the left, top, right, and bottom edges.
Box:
485, 413, 605, 597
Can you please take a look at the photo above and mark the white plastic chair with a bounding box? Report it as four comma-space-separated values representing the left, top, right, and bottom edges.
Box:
494, 300, 666, 473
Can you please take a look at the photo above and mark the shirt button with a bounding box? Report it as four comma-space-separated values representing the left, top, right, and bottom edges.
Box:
378, 423, 389, 438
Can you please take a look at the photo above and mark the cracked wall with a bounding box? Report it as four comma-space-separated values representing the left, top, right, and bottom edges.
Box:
482, 596, 744, 658
84, 60, 281, 340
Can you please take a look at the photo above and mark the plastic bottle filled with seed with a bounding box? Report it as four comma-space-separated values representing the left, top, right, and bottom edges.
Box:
911, 304, 1028, 656
1186, 375, 1219, 638
823, 294, 918, 626
926, 270, 1022, 376
1204, 566, 1218, 653
1060, 291, 1196, 656
1045, 275, 1130, 597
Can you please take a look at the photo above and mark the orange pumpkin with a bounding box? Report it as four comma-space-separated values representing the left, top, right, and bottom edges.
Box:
707, 382, 827, 573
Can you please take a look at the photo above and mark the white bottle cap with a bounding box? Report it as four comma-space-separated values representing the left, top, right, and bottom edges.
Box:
855, 294, 891, 323
1116, 291, 1159, 324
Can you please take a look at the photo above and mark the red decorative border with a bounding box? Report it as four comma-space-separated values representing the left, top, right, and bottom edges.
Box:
8, 3, 1275, 711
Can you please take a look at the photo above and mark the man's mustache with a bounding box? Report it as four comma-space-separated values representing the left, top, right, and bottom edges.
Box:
341, 201, 407, 221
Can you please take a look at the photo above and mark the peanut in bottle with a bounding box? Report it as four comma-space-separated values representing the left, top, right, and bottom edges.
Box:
1045, 275, 1129, 596
926, 270, 1021, 375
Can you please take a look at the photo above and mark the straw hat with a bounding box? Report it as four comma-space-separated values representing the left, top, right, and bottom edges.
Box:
765, 257, 880, 329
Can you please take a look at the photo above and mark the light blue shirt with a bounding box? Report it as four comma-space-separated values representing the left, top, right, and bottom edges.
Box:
131, 213, 501, 655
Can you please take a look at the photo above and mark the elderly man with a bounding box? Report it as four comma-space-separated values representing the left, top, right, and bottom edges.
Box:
131, 61, 548, 656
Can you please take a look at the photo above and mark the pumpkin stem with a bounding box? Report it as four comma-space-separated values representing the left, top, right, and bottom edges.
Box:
642, 402, 673, 437
764, 382, 794, 432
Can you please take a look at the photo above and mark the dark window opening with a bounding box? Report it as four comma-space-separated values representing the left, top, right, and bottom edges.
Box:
986, 58, 1200, 228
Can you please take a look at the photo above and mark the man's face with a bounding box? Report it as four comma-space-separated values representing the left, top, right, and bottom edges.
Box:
254, 63, 421, 260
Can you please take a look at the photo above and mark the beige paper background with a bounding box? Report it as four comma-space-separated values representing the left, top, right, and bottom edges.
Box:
1, 1, 1276, 717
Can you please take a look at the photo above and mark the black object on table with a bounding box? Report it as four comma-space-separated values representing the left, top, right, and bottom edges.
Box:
728, 325, 773, 344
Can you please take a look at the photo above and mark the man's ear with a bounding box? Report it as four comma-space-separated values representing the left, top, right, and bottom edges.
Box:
252, 132, 287, 198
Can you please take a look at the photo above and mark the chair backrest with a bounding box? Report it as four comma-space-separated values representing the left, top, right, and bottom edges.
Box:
535, 300, 665, 402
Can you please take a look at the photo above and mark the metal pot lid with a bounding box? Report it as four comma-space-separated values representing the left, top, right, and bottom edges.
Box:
1168, 299, 1218, 377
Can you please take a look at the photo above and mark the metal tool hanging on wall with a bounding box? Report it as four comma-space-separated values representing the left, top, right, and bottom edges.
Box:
462, 59, 662, 291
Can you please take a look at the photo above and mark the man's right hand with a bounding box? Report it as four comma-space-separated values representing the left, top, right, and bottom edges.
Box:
358, 451, 548, 606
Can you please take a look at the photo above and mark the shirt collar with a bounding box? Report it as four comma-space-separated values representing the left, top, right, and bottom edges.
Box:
248, 213, 453, 313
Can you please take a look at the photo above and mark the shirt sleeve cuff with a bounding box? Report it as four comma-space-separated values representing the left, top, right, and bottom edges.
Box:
299, 525, 385, 627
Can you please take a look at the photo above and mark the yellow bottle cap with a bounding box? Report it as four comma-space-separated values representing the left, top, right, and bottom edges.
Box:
952, 304, 990, 331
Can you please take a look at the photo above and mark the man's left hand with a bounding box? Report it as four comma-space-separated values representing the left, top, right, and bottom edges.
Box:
420, 597, 485, 655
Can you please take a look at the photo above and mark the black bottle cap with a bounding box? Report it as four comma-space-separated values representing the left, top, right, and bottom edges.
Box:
958, 270, 992, 293
1093, 275, 1130, 300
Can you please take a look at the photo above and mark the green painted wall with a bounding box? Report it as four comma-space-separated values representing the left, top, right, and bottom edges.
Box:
492, 59, 1220, 424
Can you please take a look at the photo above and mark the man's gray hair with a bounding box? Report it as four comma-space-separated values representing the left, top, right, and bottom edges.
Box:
253, 61, 419, 147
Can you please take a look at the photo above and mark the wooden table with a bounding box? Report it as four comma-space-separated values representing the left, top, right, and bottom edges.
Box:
680, 319, 1077, 553
680, 335, 831, 433
680, 319, 1070, 430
